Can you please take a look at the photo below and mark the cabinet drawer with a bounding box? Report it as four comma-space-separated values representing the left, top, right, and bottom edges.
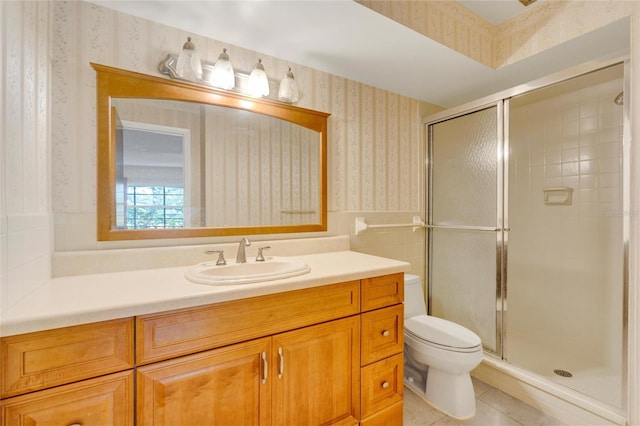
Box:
1, 318, 134, 398
1, 370, 134, 426
360, 401, 403, 426
361, 305, 403, 365
361, 353, 403, 420
137, 280, 360, 364
362, 273, 404, 312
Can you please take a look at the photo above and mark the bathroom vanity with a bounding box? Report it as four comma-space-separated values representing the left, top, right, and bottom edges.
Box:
0, 249, 408, 425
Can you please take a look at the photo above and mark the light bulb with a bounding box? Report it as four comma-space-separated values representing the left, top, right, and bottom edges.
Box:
209, 48, 235, 90
278, 67, 300, 103
247, 59, 270, 97
175, 37, 203, 82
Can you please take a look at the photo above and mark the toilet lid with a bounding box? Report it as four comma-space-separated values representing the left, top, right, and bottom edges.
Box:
405, 315, 481, 349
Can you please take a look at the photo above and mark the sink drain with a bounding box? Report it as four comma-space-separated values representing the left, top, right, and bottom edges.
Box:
553, 369, 573, 378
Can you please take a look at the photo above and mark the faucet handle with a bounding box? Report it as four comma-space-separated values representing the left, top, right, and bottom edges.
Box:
205, 249, 227, 265
256, 245, 271, 262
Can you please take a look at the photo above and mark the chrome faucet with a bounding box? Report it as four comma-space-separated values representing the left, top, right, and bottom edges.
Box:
236, 237, 251, 263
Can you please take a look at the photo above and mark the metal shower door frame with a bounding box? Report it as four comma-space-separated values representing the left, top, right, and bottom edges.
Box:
424, 57, 629, 403
425, 100, 507, 358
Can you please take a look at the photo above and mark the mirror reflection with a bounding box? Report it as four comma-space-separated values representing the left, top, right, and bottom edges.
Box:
93, 63, 329, 241
114, 98, 321, 230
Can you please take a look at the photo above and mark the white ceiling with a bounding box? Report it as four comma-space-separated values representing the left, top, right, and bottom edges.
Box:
90, 0, 629, 108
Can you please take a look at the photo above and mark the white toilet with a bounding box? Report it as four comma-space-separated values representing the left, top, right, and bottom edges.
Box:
403, 274, 483, 419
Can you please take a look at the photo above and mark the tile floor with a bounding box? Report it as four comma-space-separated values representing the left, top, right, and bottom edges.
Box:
403, 378, 566, 425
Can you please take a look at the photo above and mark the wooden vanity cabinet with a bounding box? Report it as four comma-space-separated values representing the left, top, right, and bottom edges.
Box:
135, 280, 360, 365
0, 272, 405, 426
1, 371, 134, 426
137, 316, 361, 426
0, 318, 135, 425
137, 337, 272, 425
136, 281, 362, 426
0, 318, 134, 398
360, 273, 404, 425
271, 316, 360, 426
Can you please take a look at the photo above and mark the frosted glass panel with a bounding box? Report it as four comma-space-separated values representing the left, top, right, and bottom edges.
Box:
430, 230, 497, 352
431, 107, 497, 226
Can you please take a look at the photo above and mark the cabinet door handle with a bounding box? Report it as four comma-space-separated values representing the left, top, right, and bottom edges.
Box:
381, 330, 390, 337
261, 351, 268, 384
278, 347, 284, 379
381, 381, 390, 389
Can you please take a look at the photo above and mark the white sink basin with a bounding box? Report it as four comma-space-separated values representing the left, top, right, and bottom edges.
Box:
185, 256, 311, 285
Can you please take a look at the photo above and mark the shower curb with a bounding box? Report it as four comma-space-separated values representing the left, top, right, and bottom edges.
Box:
473, 357, 626, 426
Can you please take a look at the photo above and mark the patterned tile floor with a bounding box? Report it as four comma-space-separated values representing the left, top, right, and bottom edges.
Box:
404, 378, 566, 426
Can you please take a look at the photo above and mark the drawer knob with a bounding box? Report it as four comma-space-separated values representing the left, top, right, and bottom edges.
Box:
381, 330, 390, 337
381, 381, 390, 389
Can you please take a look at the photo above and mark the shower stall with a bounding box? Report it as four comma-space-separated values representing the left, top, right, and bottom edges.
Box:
425, 61, 627, 416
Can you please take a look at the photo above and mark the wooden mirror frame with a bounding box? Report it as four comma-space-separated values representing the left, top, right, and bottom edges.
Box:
92, 63, 329, 241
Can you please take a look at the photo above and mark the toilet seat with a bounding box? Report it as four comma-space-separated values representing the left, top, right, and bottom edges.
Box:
405, 315, 482, 353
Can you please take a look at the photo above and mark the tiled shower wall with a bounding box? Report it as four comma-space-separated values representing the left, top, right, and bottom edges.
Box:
0, 2, 52, 314
508, 67, 624, 368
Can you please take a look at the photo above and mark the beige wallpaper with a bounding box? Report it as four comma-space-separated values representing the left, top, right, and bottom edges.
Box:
495, 0, 632, 67
2, 1, 50, 216
357, 0, 495, 67
358, 0, 632, 69
4, 0, 631, 282
1, 1, 52, 312
205, 109, 321, 227
51, 1, 422, 219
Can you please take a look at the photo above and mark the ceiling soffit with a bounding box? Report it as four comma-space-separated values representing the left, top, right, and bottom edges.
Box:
356, 0, 632, 70
356, 0, 495, 68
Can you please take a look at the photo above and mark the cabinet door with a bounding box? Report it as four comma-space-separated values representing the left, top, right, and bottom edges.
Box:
137, 337, 270, 426
272, 316, 360, 426
1, 370, 133, 426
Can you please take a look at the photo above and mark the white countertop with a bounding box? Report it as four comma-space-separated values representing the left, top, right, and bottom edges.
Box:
1, 251, 410, 337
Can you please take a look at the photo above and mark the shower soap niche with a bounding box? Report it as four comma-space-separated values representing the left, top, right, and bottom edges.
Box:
543, 187, 573, 206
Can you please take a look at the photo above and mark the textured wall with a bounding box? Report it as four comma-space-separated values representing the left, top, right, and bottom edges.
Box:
51, 1, 422, 253
51, 1, 421, 217
357, 0, 495, 67
495, 0, 632, 67
0, 1, 52, 313
358, 0, 632, 69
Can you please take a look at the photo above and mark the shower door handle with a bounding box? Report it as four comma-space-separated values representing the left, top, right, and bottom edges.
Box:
426, 224, 503, 232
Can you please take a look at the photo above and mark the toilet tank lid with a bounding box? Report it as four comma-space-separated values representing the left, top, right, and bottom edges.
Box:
405, 315, 481, 349
404, 273, 420, 286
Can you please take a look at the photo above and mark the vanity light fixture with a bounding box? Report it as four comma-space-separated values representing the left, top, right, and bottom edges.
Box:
247, 59, 270, 97
175, 37, 203, 82
278, 67, 300, 103
209, 48, 235, 90
159, 50, 300, 104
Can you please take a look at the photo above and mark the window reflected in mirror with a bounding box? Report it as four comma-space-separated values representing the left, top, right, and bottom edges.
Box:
117, 121, 188, 230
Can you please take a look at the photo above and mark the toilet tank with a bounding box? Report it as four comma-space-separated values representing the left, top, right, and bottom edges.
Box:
404, 273, 427, 318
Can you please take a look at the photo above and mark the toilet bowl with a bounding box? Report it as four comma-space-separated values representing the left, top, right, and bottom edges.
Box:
403, 274, 483, 419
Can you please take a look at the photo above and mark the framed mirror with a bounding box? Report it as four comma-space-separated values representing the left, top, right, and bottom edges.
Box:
92, 63, 329, 241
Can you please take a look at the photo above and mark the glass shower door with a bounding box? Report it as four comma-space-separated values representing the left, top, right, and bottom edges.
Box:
428, 105, 503, 354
